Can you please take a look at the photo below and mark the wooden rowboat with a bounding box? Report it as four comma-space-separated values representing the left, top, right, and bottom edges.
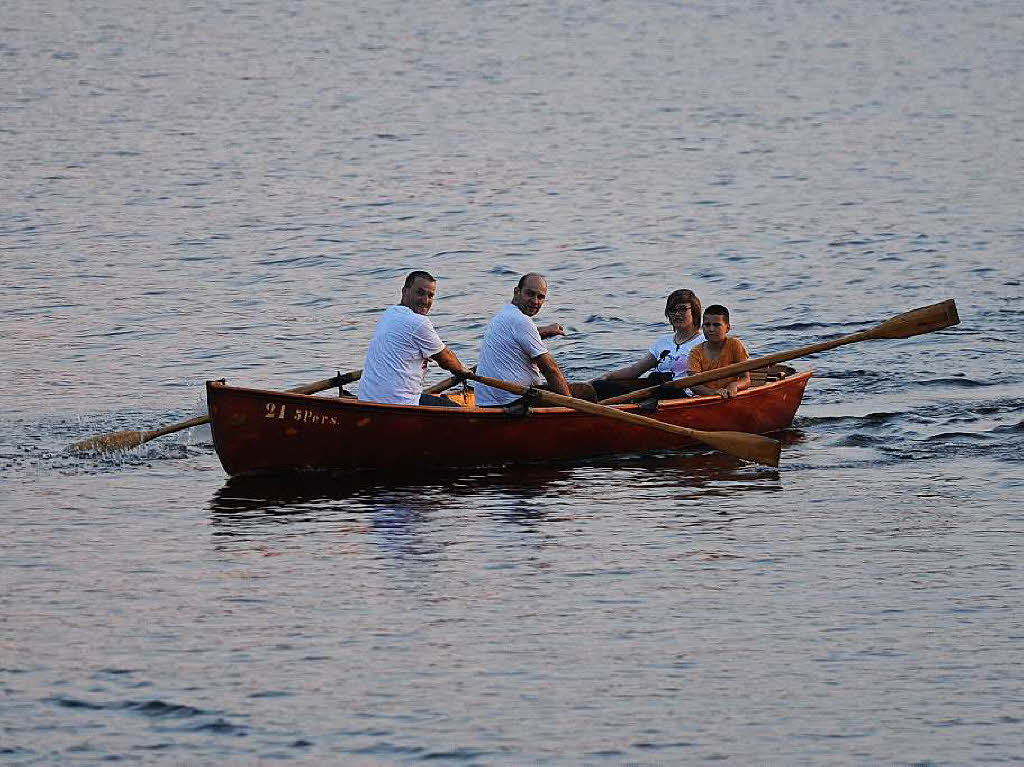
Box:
206, 367, 811, 477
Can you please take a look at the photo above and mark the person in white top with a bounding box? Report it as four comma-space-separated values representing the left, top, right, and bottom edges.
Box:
474, 273, 575, 407
358, 270, 468, 406
590, 288, 703, 400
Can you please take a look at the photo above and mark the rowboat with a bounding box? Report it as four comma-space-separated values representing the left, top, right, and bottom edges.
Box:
206, 367, 811, 476
69, 300, 953, 469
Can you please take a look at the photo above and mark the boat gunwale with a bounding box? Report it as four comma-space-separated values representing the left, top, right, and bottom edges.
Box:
206, 369, 813, 418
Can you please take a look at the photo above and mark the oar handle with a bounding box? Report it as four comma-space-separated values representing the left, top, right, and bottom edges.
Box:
463, 372, 529, 397
288, 371, 359, 396
425, 365, 478, 395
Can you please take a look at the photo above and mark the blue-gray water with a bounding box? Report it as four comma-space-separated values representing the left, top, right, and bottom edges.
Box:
3, 0, 1022, 763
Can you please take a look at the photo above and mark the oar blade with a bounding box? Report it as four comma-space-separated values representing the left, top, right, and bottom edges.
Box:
693, 429, 782, 468
869, 299, 960, 340
68, 429, 150, 454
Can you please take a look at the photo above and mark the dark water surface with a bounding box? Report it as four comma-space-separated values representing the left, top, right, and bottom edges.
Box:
3, 0, 1023, 763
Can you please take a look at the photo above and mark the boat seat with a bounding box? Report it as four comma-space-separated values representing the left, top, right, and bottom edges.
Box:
748, 363, 794, 387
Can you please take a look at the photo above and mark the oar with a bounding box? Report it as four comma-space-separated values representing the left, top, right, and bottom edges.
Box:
423, 365, 477, 395
463, 372, 782, 468
600, 298, 961, 405
69, 369, 363, 454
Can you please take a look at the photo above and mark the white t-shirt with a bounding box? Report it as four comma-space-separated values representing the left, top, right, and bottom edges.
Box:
649, 332, 703, 376
475, 303, 548, 406
358, 305, 446, 405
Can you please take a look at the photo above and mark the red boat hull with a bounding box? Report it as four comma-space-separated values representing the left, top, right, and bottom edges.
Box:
206, 372, 811, 476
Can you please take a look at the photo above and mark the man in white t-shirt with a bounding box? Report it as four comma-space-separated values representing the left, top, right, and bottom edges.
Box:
358, 270, 468, 406
474, 273, 575, 407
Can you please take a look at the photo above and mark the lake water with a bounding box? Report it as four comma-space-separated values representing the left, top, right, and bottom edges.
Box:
3, 0, 1023, 763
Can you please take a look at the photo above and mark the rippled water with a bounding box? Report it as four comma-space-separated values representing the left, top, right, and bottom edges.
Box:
3, 0, 1023, 763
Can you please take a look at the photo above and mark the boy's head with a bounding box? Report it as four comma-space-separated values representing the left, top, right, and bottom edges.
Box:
701, 304, 731, 343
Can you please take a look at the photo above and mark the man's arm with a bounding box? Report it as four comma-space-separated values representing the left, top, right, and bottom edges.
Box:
431, 346, 468, 376
534, 352, 571, 396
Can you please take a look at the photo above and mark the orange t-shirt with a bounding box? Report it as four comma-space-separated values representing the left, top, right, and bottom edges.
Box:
686, 336, 749, 389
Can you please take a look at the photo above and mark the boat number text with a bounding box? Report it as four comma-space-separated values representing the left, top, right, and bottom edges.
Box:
265, 402, 341, 426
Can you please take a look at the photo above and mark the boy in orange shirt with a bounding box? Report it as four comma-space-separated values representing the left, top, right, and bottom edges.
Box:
673, 304, 751, 399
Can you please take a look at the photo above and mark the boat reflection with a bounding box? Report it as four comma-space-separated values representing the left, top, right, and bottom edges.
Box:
205, 446, 796, 566
208, 438, 796, 527
208, 464, 575, 520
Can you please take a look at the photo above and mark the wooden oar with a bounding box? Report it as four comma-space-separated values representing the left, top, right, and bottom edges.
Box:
69, 369, 363, 454
601, 298, 961, 405
423, 365, 477, 395
463, 372, 782, 468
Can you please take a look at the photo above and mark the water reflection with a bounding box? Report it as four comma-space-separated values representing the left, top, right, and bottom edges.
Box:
208, 446, 788, 530
207, 466, 578, 560
208, 464, 574, 522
